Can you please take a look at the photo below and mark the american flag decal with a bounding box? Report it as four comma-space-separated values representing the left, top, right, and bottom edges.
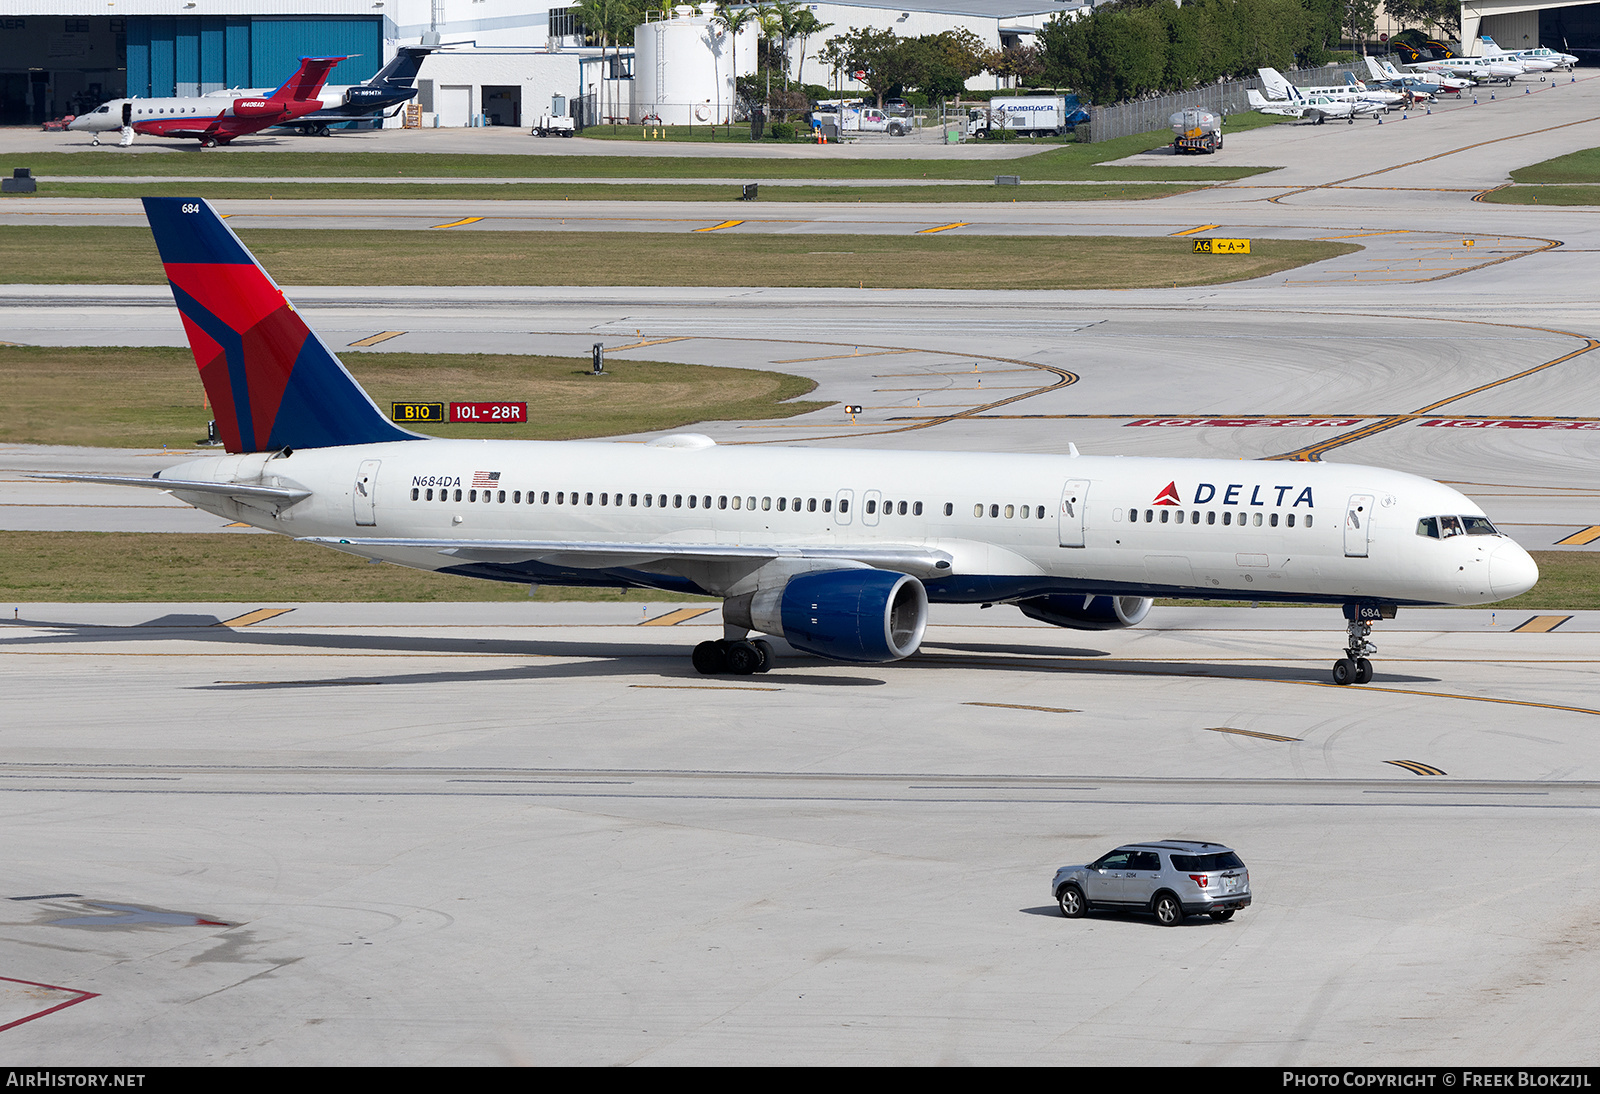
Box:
472, 471, 501, 487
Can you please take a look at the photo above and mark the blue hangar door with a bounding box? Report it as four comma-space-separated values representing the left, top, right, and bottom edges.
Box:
126, 15, 383, 98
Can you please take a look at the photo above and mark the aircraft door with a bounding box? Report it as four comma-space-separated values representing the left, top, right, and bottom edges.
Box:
354, 459, 381, 526
121, 102, 131, 127
862, 489, 882, 527
1059, 479, 1090, 548
834, 489, 853, 525
1344, 493, 1373, 558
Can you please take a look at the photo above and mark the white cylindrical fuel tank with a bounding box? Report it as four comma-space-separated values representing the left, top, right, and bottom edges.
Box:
631, 12, 757, 125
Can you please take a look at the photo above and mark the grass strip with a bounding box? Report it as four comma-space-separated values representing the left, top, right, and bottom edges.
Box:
1507, 147, 1600, 184
0, 346, 826, 449
1477, 185, 1600, 206
0, 530, 705, 603
4, 131, 1273, 182
1, 534, 1590, 608
9, 180, 1199, 202
0, 226, 1358, 289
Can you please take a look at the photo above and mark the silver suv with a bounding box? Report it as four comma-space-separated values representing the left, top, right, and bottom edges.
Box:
1052, 841, 1251, 926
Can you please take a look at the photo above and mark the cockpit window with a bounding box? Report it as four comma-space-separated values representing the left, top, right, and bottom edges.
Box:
1418, 514, 1499, 539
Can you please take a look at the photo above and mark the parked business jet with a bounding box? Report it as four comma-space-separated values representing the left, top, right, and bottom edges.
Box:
1394, 42, 1525, 83
1257, 68, 1402, 112
1479, 36, 1574, 71
40, 198, 1540, 685
1366, 55, 1469, 95
67, 56, 345, 146
204, 45, 435, 136
1248, 87, 1381, 124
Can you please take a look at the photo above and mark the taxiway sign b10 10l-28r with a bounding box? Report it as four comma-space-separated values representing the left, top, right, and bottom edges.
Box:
41, 198, 1540, 685
67, 56, 345, 146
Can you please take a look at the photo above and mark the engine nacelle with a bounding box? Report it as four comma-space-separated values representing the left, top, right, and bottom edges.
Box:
725, 569, 929, 663
231, 99, 282, 118
1017, 594, 1152, 631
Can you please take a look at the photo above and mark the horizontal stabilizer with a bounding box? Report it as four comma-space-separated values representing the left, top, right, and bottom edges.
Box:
32, 473, 311, 502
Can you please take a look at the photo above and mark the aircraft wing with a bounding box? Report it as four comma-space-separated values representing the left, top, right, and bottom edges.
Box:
303, 536, 955, 579
31, 473, 310, 503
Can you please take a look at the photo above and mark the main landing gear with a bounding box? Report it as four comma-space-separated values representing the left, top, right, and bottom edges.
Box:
693, 638, 774, 676
1332, 602, 1392, 685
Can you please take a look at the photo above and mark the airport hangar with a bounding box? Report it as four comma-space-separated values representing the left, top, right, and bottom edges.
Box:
0, 0, 1098, 130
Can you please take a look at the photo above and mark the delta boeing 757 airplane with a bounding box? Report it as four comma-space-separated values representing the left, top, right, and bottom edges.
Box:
46, 198, 1539, 684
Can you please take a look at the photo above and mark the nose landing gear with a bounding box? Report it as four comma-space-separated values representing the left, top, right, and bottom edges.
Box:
1332, 602, 1392, 685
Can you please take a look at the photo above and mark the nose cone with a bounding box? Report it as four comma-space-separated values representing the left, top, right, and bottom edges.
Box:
1490, 545, 1539, 599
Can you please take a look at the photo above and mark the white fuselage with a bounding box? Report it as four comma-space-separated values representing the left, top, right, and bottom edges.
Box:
152, 440, 1538, 609
68, 97, 232, 132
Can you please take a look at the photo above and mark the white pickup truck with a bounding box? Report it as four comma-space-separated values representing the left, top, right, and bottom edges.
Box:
531, 113, 575, 138
812, 101, 913, 137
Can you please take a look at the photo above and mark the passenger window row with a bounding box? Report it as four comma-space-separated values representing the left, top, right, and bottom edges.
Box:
972, 503, 1045, 520
406, 488, 1053, 524
1119, 508, 1312, 529
409, 487, 852, 513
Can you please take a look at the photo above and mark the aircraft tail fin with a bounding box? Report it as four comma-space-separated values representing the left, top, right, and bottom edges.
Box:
142, 197, 424, 454
372, 45, 435, 88
268, 56, 347, 102
1258, 67, 1292, 96
1425, 39, 1458, 58
1364, 55, 1385, 80
1393, 42, 1424, 63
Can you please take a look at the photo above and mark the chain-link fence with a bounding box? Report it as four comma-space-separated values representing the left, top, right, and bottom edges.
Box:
1081, 63, 1367, 142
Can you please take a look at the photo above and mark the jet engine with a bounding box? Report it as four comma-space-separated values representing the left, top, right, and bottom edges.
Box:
1017, 594, 1151, 631
724, 568, 928, 663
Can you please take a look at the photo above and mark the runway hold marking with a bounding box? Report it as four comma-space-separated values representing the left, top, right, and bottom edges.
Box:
1270, 332, 1600, 461
1556, 526, 1600, 546
0, 975, 100, 1034
917, 222, 970, 234
693, 220, 744, 233
1204, 726, 1302, 742
1421, 419, 1600, 431
431, 217, 484, 229
638, 607, 714, 627
348, 331, 405, 347
1171, 224, 1221, 237
1128, 417, 1364, 429
1386, 760, 1447, 777
214, 608, 294, 628
964, 701, 1079, 714
1513, 615, 1572, 633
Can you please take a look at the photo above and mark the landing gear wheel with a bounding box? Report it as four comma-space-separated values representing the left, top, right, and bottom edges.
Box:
1332, 658, 1356, 685
1154, 893, 1184, 926
202, 137, 218, 148
722, 641, 761, 676
1209, 909, 1236, 922
692, 640, 726, 675
1057, 884, 1087, 919
1355, 657, 1373, 684
751, 638, 774, 673
91, 136, 99, 146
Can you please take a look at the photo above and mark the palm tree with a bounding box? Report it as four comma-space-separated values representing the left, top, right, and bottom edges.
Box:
712, 3, 758, 121
576, 0, 641, 123
790, 9, 831, 90
761, 0, 801, 91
